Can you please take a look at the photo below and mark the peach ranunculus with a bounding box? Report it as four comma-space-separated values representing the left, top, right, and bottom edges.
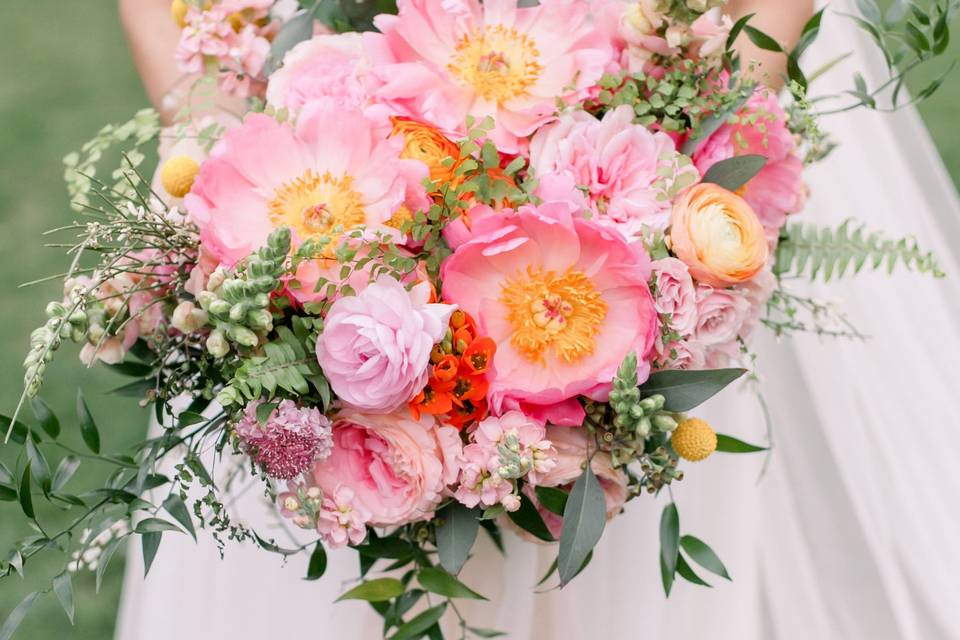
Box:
441, 200, 658, 425
389, 116, 461, 189
669, 183, 769, 288
311, 409, 462, 527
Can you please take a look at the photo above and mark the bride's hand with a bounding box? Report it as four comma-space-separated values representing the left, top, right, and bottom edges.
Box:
119, 0, 184, 124
725, 0, 815, 90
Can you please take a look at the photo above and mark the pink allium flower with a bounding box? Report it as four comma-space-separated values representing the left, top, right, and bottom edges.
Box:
441, 201, 658, 418
235, 400, 334, 479
311, 409, 462, 527
315, 276, 455, 413
693, 88, 805, 234
651, 257, 697, 337
453, 411, 555, 509
184, 101, 426, 266
529, 105, 698, 233
521, 425, 627, 540
316, 486, 372, 548
694, 284, 750, 347
368, 0, 614, 151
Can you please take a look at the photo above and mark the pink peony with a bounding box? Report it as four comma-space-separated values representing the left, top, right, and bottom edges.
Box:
184, 101, 426, 266
651, 257, 697, 337
235, 400, 334, 479
266, 33, 384, 113
315, 276, 455, 413
367, 0, 614, 152
529, 105, 698, 234
311, 409, 462, 526
692, 88, 804, 234
523, 425, 628, 539
441, 201, 658, 420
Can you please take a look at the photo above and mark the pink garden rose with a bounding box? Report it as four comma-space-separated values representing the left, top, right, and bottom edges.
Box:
694, 284, 751, 347
653, 335, 706, 371
529, 105, 698, 234
185, 101, 427, 266
441, 200, 658, 423
367, 0, 614, 152
311, 409, 462, 526
651, 257, 697, 337
315, 276, 455, 413
693, 88, 805, 234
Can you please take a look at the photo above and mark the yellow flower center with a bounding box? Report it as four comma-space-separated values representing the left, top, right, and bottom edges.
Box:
447, 25, 542, 104
268, 170, 366, 246
500, 267, 607, 364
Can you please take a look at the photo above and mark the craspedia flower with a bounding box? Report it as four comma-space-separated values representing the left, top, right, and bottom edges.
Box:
235, 400, 334, 479
671, 417, 717, 462
171, 0, 189, 28
160, 155, 200, 198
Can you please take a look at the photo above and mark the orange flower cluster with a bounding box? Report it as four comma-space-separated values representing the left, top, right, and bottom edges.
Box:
390, 117, 463, 192
410, 310, 496, 430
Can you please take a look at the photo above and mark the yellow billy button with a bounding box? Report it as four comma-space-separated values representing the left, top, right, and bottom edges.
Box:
671, 418, 717, 462
171, 0, 189, 28
160, 155, 201, 198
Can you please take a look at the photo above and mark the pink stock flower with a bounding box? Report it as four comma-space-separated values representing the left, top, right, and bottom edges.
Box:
651, 257, 697, 337
176, 7, 233, 75
218, 24, 270, 98
316, 486, 372, 548
311, 410, 462, 527
693, 88, 805, 234
689, 13, 732, 64
368, 0, 614, 151
184, 102, 426, 267
441, 201, 658, 421
529, 105, 698, 234
235, 400, 334, 479
315, 277, 455, 413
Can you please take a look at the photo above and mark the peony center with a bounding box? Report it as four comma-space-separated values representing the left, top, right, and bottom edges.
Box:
447, 25, 542, 104
268, 170, 366, 244
500, 267, 607, 364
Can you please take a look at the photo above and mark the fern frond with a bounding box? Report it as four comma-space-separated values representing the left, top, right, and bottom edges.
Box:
218, 326, 324, 406
774, 219, 944, 281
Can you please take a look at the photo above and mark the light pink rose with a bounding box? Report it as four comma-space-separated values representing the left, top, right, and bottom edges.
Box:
651, 257, 697, 337
529, 105, 698, 233
739, 263, 777, 339
694, 284, 751, 347
315, 276, 455, 413
311, 409, 462, 526
653, 335, 707, 371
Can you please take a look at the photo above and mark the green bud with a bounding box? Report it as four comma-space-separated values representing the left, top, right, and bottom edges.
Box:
45, 301, 67, 318
652, 414, 678, 432
208, 299, 232, 318
637, 417, 652, 438
229, 326, 259, 348
206, 330, 230, 358
246, 309, 273, 331
229, 302, 248, 323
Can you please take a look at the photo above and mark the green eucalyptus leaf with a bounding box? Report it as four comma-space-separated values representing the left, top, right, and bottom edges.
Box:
856, 0, 881, 23
417, 567, 487, 600
18, 464, 34, 519
744, 25, 784, 52
0, 462, 13, 485
336, 578, 406, 602
30, 397, 60, 438
52, 456, 81, 492
534, 486, 568, 516
162, 494, 197, 541
53, 570, 75, 624
676, 552, 712, 587
715, 434, 768, 453
467, 627, 507, 638
264, 8, 316, 75
142, 531, 162, 577
726, 12, 755, 50
0, 591, 40, 640
305, 542, 327, 581
134, 517, 183, 535
558, 465, 606, 586
436, 502, 480, 575
76, 390, 101, 454
659, 503, 680, 596
680, 535, 731, 580
640, 369, 747, 412
506, 494, 554, 542
25, 439, 51, 494
0, 485, 17, 502
701, 155, 767, 192
388, 603, 448, 640
96, 537, 123, 593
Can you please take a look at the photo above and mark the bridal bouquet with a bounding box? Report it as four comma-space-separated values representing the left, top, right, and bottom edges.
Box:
1, 0, 949, 637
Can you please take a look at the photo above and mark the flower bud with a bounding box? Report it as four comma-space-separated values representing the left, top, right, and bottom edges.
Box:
230, 326, 259, 348
652, 413, 678, 432
500, 493, 521, 512
206, 330, 230, 358
171, 301, 209, 333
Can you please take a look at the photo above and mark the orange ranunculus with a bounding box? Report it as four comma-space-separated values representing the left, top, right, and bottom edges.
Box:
461, 337, 496, 375
390, 117, 461, 189
669, 183, 769, 288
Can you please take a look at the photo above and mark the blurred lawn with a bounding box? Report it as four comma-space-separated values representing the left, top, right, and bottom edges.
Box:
1, 1, 959, 638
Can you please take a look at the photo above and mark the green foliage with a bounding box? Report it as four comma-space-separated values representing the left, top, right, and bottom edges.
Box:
435, 503, 480, 575
775, 219, 944, 281
660, 503, 728, 596
557, 465, 607, 586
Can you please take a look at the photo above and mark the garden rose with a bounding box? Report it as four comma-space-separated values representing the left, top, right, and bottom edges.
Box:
311, 409, 461, 526
651, 257, 697, 336
669, 183, 769, 288
694, 284, 750, 347
315, 276, 455, 413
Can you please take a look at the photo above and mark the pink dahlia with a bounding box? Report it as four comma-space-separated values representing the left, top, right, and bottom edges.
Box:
184, 101, 427, 267
235, 400, 334, 479
693, 88, 805, 234
530, 105, 698, 234
368, 0, 614, 151
441, 201, 658, 423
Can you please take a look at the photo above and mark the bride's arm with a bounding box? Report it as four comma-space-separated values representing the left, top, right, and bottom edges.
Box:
725, 0, 815, 89
119, 0, 184, 124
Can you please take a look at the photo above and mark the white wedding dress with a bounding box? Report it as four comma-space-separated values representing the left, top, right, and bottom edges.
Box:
116, 3, 960, 638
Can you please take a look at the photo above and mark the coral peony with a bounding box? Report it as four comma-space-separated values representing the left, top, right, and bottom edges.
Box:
315, 276, 455, 413
669, 183, 769, 288
441, 201, 658, 419
530, 105, 698, 234
368, 0, 613, 152
311, 409, 461, 526
185, 101, 427, 266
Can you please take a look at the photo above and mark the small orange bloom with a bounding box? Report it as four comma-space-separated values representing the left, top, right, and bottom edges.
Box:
448, 399, 489, 430
433, 355, 460, 383
461, 337, 496, 375
410, 384, 454, 419
390, 117, 461, 190
453, 374, 488, 404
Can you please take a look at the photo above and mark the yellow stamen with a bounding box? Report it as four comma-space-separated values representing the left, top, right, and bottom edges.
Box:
268, 170, 366, 249
447, 25, 542, 104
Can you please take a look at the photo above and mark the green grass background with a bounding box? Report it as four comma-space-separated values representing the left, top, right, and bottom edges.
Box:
0, 1, 958, 637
